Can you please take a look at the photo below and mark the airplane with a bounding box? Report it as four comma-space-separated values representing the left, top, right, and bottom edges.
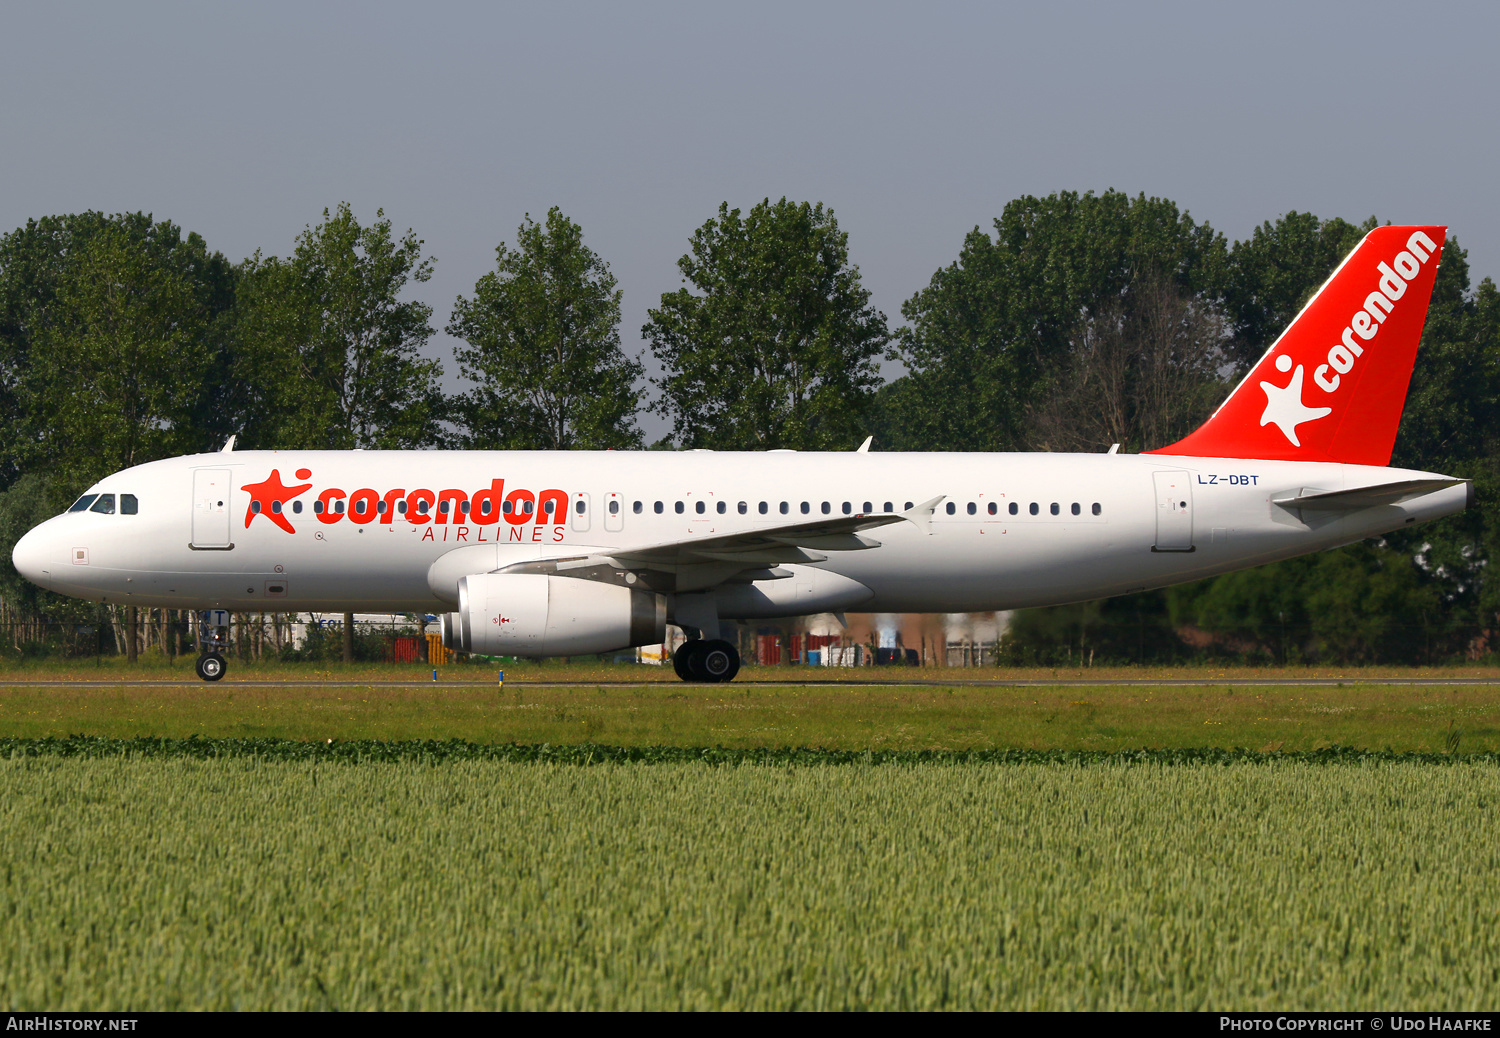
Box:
10, 225, 1471, 683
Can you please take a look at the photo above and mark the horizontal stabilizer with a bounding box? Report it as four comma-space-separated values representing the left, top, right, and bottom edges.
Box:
1272, 478, 1466, 513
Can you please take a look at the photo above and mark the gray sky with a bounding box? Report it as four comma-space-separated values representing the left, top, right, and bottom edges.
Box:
4, 1, 1495, 440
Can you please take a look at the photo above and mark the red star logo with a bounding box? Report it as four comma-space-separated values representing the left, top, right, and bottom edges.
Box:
243, 468, 313, 534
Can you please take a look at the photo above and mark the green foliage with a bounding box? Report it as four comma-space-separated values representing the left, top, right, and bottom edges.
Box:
1000, 591, 1187, 665
0, 212, 236, 492
0, 476, 98, 626
881, 189, 1227, 452
1167, 542, 1443, 663
234, 203, 445, 449
448, 208, 642, 449
1221, 212, 1374, 370
3, 752, 1499, 1009
645, 198, 887, 449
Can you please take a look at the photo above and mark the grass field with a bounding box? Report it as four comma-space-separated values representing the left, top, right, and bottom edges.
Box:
5, 654, 1500, 685
6, 665, 1499, 1011
2, 680, 1498, 753
3, 750, 1498, 1010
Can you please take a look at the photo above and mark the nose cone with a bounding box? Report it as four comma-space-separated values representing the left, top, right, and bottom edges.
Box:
12, 522, 58, 589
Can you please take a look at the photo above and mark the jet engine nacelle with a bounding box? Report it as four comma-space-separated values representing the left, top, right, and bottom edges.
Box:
440, 573, 666, 656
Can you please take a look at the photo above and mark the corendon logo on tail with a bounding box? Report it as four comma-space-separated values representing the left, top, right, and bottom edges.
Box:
242, 474, 572, 542
1146, 225, 1446, 467
1255, 230, 1439, 448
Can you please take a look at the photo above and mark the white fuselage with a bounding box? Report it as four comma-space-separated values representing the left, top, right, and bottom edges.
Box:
11, 450, 1469, 617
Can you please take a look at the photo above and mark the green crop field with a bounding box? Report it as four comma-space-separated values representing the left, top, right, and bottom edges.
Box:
2, 746, 1498, 1010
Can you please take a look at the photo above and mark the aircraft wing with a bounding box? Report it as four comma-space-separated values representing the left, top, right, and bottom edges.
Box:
494, 497, 943, 593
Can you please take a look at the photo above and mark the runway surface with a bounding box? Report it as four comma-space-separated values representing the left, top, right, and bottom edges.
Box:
7, 678, 1500, 689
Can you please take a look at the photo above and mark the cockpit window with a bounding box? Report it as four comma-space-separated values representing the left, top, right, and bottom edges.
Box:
68, 494, 99, 513
89, 494, 116, 514
121, 494, 138, 515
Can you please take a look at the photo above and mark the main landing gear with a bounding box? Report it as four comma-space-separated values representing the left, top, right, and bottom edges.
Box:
195, 609, 230, 682
672, 639, 740, 683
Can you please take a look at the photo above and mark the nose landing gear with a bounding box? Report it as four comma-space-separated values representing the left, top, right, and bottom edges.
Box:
671, 638, 740, 683
195, 609, 230, 682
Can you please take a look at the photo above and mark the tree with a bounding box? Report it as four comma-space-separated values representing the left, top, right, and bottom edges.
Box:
0, 212, 235, 492
448, 208, 642, 449
234, 203, 445, 451
645, 199, 887, 450
881, 190, 1227, 452
1025, 273, 1229, 454
1221, 212, 1374, 371
235, 203, 445, 663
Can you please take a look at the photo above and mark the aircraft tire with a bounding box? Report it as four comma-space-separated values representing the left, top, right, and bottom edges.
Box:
672, 641, 701, 681
697, 640, 740, 683
196, 653, 227, 682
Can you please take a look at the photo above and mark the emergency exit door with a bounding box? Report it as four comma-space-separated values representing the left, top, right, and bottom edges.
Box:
1152, 470, 1194, 552
191, 469, 233, 549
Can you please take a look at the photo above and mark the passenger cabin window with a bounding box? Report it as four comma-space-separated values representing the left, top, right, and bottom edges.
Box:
883, 502, 893, 513
654, 501, 663, 514
675, 501, 684, 514
314, 500, 325, 514
295, 500, 305, 514
863, 501, 873, 513
272, 501, 283, 514
1009, 502, 1018, 515
502, 500, 514, 515
945, 502, 955, 515
988, 502, 997, 515
717, 501, 727, 514
576, 500, 586, 514
967, 502, 976, 515
437, 501, 448, 515
800, 502, 810, 514
69, 495, 99, 513
610, 501, 620, 515
251, 501, 263, 514
738, 501, 748, 514
1092, 503, 1102, 516
632, 501, 642, 514
90, 494, 115, 514
459, 500, 470, 515
821, 502, 831, 514
335, 501, 345, 514
904, 501, 913, 510
842, 502, 852, 514
1071, 502, 1080, 515
1029, 503, 1038, 515
695, 501, 705, 514
1050, 503, 1059, 515
759, 502, 768, 514
780, 502, 789, 514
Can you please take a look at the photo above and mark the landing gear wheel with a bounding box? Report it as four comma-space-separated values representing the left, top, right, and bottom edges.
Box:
697, 640, 740, 683
672, 640, 702, 681
196, 653, 227, 682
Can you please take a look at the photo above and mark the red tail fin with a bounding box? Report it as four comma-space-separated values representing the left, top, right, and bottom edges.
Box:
1146, 225, 1446, 465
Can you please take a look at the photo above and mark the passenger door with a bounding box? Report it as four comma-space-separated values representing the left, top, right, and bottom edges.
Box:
191, 469, 233, 549
1152, 470, 1194, 552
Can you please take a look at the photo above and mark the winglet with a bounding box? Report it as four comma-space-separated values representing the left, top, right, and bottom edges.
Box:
856, 436, 873, 453
221, 435, 237, 453
902, 496, 944, 536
